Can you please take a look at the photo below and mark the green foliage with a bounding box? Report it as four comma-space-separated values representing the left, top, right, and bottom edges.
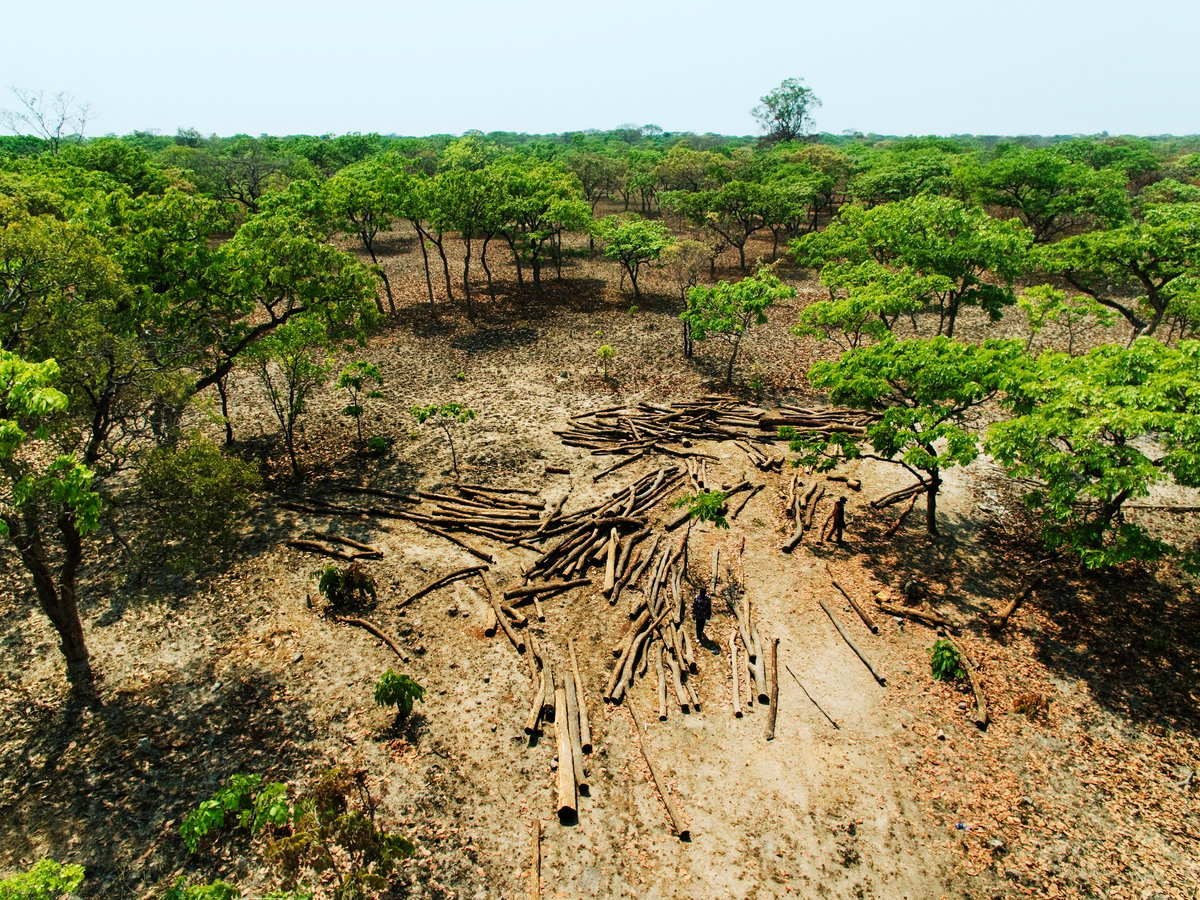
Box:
0, 859, 85, 899
1017, 285, 1116, 354
595, 344, 615, 379
266, 767, 414, 900
752, 77, 821, 143
672, 490, 730, 530
317, 561, 378, 615
337, 361, 385, 453
412, 402, 476, 479
181, 773, 292, 853
987, 339, 1200, 571
136, 432, 262, 570
164, 877, 241, 900
682, 268, 795, 384
374, 670, 425, 719
793, 260, 930, 350
792, 196, 1030, 338
801, 337, 1027, 534
592, 214, 672, 299
929, 640, 966, 682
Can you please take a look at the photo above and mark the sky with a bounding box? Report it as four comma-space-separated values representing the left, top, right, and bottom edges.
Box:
3, 0, 1197, 139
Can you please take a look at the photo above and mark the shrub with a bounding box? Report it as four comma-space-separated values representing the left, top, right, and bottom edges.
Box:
181, 773, 291, 853
317, 561, 378, 615
0, 859, 85, 899
374, 670, 424, 720
929, 639, 966, 682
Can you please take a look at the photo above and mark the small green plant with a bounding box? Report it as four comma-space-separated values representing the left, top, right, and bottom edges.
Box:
164, 878, 241, 900
412, 402, 476, 480
929, 639, 967, 682
0, 858, 85, 899
374, 670, 425, 720
180, 773, 291, 853
336, 361, 385, 454
671, 490, 730, 530
596, 344, 615, 379
365, 434, 389, 456
455, 371, 466, 381
317, 561, 378, 615
628, 305, 639, 315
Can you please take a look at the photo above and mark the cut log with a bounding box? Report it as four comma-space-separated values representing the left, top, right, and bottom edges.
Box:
484, 604, 498, 637
627, 701, 690, 841
882, 492, 919, 538
397, 565, 488, 609
945, 637, 989, 730
308, 531, 382, 555
481, 573, 525, 654
656, 642, 668, 721
827, 567, 878, 634
603, 528, 618, 592
567, 640, 592, 754
729, 483, 763, 520
287, 540, 359, 562
554, 686, 578, 823
995, 577, 1041, 630
729, 629, 742, 718
875, 602, 950, 629
544, 465, 570, 475
564, 670, 588, 795
818, 598, 885, 686
413, 521, 494, 564
870, 481, 927, 510
749, 625, 768, 704
765, 636, 780, 740
332, 616, 408, 663
525, 677, 546, 736
529, 819, 541, 900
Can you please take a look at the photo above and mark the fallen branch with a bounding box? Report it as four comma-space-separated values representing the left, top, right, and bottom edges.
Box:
827, 566, 878, 634
818, 598, 886, 687
331, 615, 408, 664
784, 664, 839, 729
765, 636, 780, 741
627, 701, 690, 841
397, 565, 488, 609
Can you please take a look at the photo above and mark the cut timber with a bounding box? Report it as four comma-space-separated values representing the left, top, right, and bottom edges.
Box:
287, 540, 359, 562
882, 492, 919, 538
564, 670, 588, 795
784, 664, 839, 729
875, 602, 949, 629
729, 483, 763, 520
750, 625, 768, 704
827, 567, 878, 634
945, 636, 989, 730
332, 616, 408, 663
729, 630, 742, 718
397, 565, 488, 609
995, 577, 1041, 630
554, 685, 578, 823
484, 604, 498, 637
529, 820, 541, 900
870, 481, 926, 510
818, 598, 885, 687
524, 676, 546, 736
481, 573, 525, 654
567, 640, 592, 753
544, 465, 570, 475
628, 701, 690, 841
656, 643, 668, 721
603, 528, 618, 592
308, 531, 383, 555
505, 579, 591, 601
765, 636, 780, 740
413, 521, 494, 564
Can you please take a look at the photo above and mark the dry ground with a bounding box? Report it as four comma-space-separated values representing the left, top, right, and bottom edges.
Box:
1, 222, 1197, 900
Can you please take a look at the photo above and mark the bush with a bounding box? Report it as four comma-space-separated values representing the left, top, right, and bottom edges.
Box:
137, 432, 262, 570
317, 561, 377, 615
374, 670, 424, 719
0, 859, 85, 899
164, 878, 240, 900
929, 639, 966, 682
181, 773, 291, 853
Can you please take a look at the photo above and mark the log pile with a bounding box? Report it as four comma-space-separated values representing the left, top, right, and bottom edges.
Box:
780, 475, 828, 553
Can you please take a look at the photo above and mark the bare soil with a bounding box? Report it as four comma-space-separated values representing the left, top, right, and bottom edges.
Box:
1, 223, 1197, 900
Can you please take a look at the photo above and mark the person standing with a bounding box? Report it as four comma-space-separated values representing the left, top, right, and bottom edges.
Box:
692, 587, 712, 643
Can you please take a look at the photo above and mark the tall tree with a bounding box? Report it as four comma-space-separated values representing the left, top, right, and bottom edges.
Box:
592, 214, 672, 300
682, 268, 794, 384
752, 78, 821, 143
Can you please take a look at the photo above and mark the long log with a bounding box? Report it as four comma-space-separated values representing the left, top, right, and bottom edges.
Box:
818, 598, 885, 686
525, 676, 546, 736
484, 603, 498, 637
534, 638, 555, 721
412, 521, 494, 564
564, 670, 588, 794
627, 701, 690, 841
882, 492, 919, 538
749, 625, 768, 704
567, 640, 592, 753
397, 565, 488, 609
529, 819, 541, 900
603, 528, 618, 592
332, 615, 408, 663
554, 686, 577, 823
729, 483, 763, 520
765, 636, 780, 740
459, 482, 541, 497
308, 531, 383, 555
481, 573, 525, 654
827, 567, 878, 634
730, 629, 742, 718
946, 637, 989, 730
505, 579, 590, 601
875, 602, 950, 629
664, 638, 690, 713
287, 540, 360, 561
656, 642, 668, 721
995, 577, 1041, 630
784, 664, 839, 729
870, 481, 927, 510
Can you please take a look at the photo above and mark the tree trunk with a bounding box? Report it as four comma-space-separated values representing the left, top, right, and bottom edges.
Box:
362, 235, 395, 315
412, 221, 436, 311
925, 469, 940, 535
217, 374, 234, 446
481, 234, 496, 300
461, 236, 475, 322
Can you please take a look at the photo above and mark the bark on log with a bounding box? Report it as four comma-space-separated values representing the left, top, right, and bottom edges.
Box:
563, 670, 588, 794
946, 637, 989, 729
413, 521, 494, 564
882, 492, 919, 538
567, 639, 592, 754
309, 531, 383, 555
818, 598, 885, 686
554, 686, 577, 823
603, 528, 618, 592
827, 567, 878, 634
995, 577, 1041, 630
656, 642, 668, 721
765, 636, 780, 740
481, 573, 525, 653
397, 565, 489, 609
627, 701, 690, 841
332, 616, 409, 663
544, 465, 570, 475
484, 604, 498, 637
749, 625, 768, 704
729, 483, 763, 520
287, 540, 362, 561
875, 602, 949, 629
505, 579, 590, 601
525, 677, 546, 736
730, 629, 743, 718
870, 481, 927, 510
529, 819, 541, 900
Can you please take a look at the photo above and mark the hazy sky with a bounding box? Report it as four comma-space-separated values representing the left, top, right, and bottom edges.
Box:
3, 0, 1197, 138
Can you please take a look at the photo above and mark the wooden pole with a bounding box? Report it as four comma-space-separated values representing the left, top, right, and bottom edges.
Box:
818, 598, 886, 686
627, 701, 690, 841
564, 670, 589, 794
765, 636, 780, 740
827, 566, 878, 634
784, 664, 839, 729
554, 685, 577, 822
567, 640, 592, 754
529, 819, 541, 900
730, 629, 742, 718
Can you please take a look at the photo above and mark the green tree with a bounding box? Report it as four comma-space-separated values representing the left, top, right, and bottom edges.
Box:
792, 196, 1031, 338
987, 339, 1200, 571
1037, 203, 1200, 339
792, 337, 1026, 535
661, 180, 767, 271
322, 160, 400, 315
336, 361, 384, 453
793, 261, 934, 350
0, 858, 85, 899
412, 402, 475, 480
249, 319, 334, 477
752, 78, 821, 143
0, 351, 102, 692
431, 167, 502, 319
494, 160, 591, 290
681, 268, 795, 384
1016, 284, 1116, 355
592, 214, 672, 299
